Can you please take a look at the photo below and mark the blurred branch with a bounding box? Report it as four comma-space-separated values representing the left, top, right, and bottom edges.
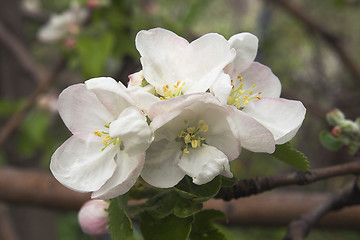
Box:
216, 160, 360, 201
0, 167, 90, 210
268, 0, 360, 85
0, 22, 66, 148
0, 203, 20, 240
284, 178, 360, 240
1, 167, 360, 229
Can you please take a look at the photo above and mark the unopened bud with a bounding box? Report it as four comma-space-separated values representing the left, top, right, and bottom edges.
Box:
339, 120, 360, 135
326, 109, 345, 126
78, 200, 110, 236
331, 126, 341, 137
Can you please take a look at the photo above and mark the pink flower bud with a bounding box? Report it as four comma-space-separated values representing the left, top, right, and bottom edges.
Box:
331, 126, 341, 137
78, 200, 110, 236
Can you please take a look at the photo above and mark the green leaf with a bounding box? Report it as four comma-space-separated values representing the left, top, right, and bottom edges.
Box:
272, 143, 310, 171
76, 33, 114, 78
108, 198, 135, 240
220, 176, 237, 187
140, 213, 193, 240
174, 176, 222, 202
174, 198, 203, 218
138, 191, 178, 219
319, 131, 343, 151
189, 210, 226, 240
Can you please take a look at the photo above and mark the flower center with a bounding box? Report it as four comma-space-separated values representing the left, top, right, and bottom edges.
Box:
176, 120, 208, 153
159, 81, 185, 100
227, 75, 262, 110
94, 123, 124, 151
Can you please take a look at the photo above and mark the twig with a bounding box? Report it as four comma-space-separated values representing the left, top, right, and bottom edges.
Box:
284, 178, 360, 240
0, 22, 66, 148
268, 0, 360, 85
216, 160, 360, 201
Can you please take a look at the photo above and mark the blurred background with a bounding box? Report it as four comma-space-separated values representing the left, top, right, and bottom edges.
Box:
1, 0, 360, 239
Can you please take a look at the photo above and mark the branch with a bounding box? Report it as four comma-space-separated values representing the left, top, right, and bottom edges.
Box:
268, 0, 360, 85
0, 167, 90, 210
284, 178, 360, 240
0, 22, 66, 148
216, 160, 360, 201
0, 203, 20, 240
2, 167, 360, 229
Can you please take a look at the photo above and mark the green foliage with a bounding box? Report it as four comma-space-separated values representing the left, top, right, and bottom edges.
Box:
76, 33, 114, 78
17, 108, 51, 158
271, 143, 310, 171
108, 198, 135, 240
140, 212, 193, 240
189, 210, 226, 240
174, 176, 222, 202
320, 131, 343, 151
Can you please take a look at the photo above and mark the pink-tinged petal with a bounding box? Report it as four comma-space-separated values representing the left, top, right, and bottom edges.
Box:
181, 33, 236, 94
109, 106, 153, 156
148, 93, 221, 120
178, 145, 232, 185
225, 32, 258, 75
78, 200, 109, 236
196, 104, 241, 161
85, 77, 133, 118
228, 106, 275, 153
126, 86, 160, 114
141, 140, 185, 188
239, 62, 281, 98
58, 84, 113, 135
210, 72, 232, 105
243, 97, 306, 144
128, 70, 144, 87
50, 134, 117, 192
91, 152, 145, 199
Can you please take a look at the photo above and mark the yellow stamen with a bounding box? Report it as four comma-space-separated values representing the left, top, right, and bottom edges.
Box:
94, 130, 102, 137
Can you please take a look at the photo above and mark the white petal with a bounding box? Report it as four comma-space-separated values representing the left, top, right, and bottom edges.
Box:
50, 134, 117, 192
136, 28, 188, 92
91, 152, 145, 199
192, 103, 241, 160
109, 106, 153, 156
128, 70, 144, 87
85, 77, 133, 118
58, 84, 113, 135
178, 145, 232, 185
239, 62, 281, 98
243, 97, 306, 144
126, 85, 161, 114
181, 33, 236, 94
210, 72, 232, 105
225, 32, 258, 74
141, 140, 185, 188
148, 93, 221, 120
228, 106, 275, 153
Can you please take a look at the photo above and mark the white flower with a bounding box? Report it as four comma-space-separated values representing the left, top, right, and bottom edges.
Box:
134, 28, 236, 99
141, 93, 241, 187
50, 77, 153, 199
78, 200, 109, 236
213, 33, 306, 153
37, 2, 88, 42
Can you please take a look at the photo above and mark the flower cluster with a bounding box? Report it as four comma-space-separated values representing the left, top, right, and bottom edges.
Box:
50, 28, 306, 199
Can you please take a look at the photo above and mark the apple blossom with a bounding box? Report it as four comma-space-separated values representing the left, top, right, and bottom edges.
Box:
216, 33, 306, 152
50, 77, 153, 199
132, 28, 236, 101
141, 93, 241, 188
78, 199, 109, 236
37, 2, 88, 42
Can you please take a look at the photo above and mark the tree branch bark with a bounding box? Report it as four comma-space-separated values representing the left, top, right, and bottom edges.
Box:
216, 160, 360, 200
284, 178, 360, 239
